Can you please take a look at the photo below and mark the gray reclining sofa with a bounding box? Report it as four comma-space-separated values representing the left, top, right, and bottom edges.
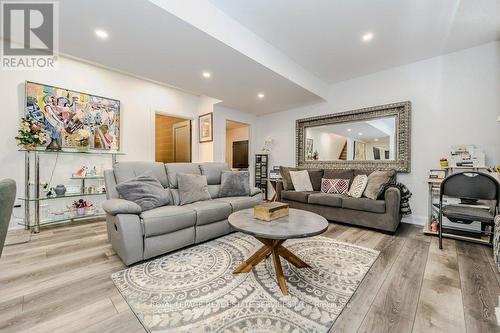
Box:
103, 162, 262, 265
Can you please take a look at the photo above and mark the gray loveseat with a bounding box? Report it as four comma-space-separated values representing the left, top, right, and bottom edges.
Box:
103, 162, 262, 265
276, 167, 401, 233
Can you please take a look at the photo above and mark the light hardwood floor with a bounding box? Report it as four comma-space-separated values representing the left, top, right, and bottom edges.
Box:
0, 221, 499, 333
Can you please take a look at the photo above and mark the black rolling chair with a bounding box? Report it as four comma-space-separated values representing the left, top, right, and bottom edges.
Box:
439, 172, 499, 249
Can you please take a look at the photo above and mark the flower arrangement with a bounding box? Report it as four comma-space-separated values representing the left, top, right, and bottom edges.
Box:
72, 198, 93, 209
15, 117, 47, 149
74, 129, 90, 149
72, 199, 94, 216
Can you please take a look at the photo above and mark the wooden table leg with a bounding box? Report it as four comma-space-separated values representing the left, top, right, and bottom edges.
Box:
233, 245, 272, 273
278, 246, 310, 268
233, 237, 309, 295
272, 242, 288, 295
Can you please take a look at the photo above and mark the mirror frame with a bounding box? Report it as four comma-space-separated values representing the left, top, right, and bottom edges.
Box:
296, 101, 411, 172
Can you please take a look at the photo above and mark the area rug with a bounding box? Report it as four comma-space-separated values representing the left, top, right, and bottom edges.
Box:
111, 232, 379, 333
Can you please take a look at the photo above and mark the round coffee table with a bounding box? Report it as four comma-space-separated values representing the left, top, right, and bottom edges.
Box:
228, 208, 328, 295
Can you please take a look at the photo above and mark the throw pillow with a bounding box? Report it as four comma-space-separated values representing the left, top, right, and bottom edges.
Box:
219, 171, 250, 197
363, 170, 396, 200
321, 178, 350, 194
177, 173, 211, 205
347, 175, 368, 198
280, 166, 323, 191
289, 170, 313, 192
115, 174, 170, 212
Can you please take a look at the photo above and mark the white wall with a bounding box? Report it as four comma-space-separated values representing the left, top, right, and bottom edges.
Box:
256, 41, 500, 224
0, 56, 218, 229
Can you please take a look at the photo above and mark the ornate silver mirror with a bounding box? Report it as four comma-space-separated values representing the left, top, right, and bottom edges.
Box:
296, 101, 411, 172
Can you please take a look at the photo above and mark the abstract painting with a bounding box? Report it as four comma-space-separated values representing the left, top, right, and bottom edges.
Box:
25, 81, 120, 150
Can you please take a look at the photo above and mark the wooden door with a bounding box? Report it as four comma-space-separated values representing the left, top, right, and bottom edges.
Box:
173, 120, 192, 162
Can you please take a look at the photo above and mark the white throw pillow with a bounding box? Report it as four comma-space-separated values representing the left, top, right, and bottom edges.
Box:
347, 175, 368, 198
289, 170, 313, 192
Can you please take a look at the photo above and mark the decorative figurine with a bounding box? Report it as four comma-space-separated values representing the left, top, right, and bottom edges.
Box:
74, 166, 88, 177
88, 166, 98, 177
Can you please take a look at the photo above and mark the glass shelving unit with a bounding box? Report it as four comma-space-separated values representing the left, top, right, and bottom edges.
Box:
20, 148, 123, 233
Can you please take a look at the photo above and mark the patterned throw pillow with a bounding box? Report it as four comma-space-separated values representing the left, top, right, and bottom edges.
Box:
321, 178, 350, 194
347, 175, 368, 198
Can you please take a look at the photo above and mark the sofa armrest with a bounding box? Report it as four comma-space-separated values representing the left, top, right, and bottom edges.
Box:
384, 187, 401, 218
103, 199, 142, 216
250, 187, 262, 196
106, 214, 143, 265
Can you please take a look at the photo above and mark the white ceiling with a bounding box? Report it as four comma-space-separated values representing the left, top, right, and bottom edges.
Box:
8, 0, 497, 115
54, 0, 323, 115
209, 0, 500, 83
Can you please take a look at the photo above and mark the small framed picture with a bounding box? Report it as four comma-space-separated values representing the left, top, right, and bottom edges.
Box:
199, 113, 213, 143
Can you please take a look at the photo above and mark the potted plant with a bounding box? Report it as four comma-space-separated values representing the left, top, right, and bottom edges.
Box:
15, 117, 47, 150
72, 199, 93, 216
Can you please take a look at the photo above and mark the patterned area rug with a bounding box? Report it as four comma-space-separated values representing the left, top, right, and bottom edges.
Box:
111, 232, 379, 333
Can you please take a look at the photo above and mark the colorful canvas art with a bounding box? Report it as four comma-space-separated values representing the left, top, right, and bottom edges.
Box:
25, 81, 120, 150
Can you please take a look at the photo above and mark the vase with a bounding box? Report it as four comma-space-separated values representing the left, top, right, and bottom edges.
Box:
54, 184, 67, 196
76, 207, 85, 216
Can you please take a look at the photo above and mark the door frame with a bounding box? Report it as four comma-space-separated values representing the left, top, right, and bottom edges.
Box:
151, 110, 194, 162
225, 119, 251, 170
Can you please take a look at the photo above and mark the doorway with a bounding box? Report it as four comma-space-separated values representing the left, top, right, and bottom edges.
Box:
155, 114, 192, 163
226, 120, 250, 170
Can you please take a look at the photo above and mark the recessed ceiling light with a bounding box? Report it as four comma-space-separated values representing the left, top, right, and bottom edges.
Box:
347, 128, 352, 132
362, 32, 374, 42
358, 132, 363, 136
374, 138, 379, 142
257, 93, 265, 99
95, 29, 109, 40
202, 71, 211, 78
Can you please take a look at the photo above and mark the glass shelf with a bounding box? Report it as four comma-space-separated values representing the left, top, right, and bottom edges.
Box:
18, 212, 106, 227
19, 147, 125, 155
19, 192, 106, 201
70, 176, 104, 180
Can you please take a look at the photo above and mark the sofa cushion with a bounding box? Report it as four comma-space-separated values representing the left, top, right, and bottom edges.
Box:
215, 195, 261, 212
323, 169, 354, 183
348, 175, 368, 198
183, 200, 232, 226
177, 173, 211, 205
321, 178, 350, 194
165, 163, 201, 188
140, 206, 196, 237
342, 197, 386, 213
207, 185, 220, 199
363, 170, 396, 200
281, 190, 317, 203
114, 162, 169, 188
289, 170, 313, 191
115, 175, 170, 211
199, 162, 230, 185
280, 166, 323, 191
219, 171, 250, 197
308, 193, 343, 208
